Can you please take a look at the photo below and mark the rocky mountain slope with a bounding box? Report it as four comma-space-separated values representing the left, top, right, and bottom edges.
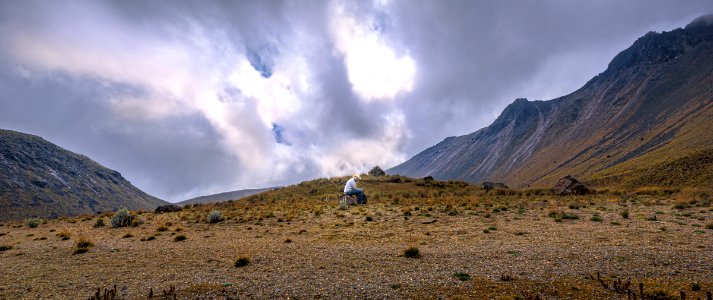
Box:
177, 187, 275, 206
389, 15, 713, 189
0, 129, 167, 221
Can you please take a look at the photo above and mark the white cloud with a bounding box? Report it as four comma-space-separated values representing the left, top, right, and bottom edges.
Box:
330, 3, 416, 101
5, 1, 411, 199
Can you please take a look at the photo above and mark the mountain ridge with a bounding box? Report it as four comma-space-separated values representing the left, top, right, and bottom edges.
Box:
389, 15, 713, 189
177, 187, 276, 206
0, 129, 168, 221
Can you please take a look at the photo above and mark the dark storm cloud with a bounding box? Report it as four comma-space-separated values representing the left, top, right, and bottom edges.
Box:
0, 0, 711, 201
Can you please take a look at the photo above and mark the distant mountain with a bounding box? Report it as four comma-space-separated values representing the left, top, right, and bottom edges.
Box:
389, 15, 713, 189
0, 129, 167, 221
177, 187, 276, 206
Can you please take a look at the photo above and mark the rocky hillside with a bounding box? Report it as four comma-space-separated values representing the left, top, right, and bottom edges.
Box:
177, 187, 275, 206
389, 15, 713, 189
0, 129, 167, 221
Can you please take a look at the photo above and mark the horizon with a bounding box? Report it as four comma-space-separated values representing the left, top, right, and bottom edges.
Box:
1, 1, 712, 202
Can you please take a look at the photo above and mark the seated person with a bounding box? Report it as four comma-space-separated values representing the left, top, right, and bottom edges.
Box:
344, 173, 366, 204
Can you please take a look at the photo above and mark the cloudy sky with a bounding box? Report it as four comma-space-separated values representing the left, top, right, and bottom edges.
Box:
1, 1, 711, 202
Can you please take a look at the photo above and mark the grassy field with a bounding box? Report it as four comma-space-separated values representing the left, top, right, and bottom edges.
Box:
1, 175, 712, 299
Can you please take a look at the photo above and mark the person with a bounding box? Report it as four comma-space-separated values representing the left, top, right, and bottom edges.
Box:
344, 173, 366, 204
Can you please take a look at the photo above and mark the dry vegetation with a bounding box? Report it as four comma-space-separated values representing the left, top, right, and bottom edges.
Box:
1, 175, 712, 299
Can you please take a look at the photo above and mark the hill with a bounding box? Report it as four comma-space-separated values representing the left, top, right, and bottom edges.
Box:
0, 129, 167, 221
177, 187, 276, 206
1, 174, 711, 298
389, 15, 713, 189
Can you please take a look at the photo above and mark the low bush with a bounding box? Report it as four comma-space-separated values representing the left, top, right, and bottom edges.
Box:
0, 245, 12, 251
403, 246, 420, 258
453, 272, 470, 281
620, 209, 629, 219
73, 238, 94, 255
207, 210, 222, 223
591, 214, 603, 222
56, 231, 71, 240
234, 257, 251, 267
25, 218, 42, 228
110, 209, 135, 228
174, 235, 187, 242
93, 218, 105, 228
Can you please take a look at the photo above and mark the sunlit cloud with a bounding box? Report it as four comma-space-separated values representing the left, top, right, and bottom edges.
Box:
330, 3, 416, 101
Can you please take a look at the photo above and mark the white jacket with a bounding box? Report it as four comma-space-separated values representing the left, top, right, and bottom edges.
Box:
344, 178, 357, 193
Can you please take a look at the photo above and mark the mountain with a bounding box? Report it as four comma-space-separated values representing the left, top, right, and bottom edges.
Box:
0, 129, 167, 221
389, 15, 713, 189
177, 187, 276, 206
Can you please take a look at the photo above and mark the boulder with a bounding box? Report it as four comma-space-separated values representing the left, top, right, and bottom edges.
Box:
154, 205, 182, 213
368, 166, 386, 177
552, 175, 590, 195
483, 182, 509, 193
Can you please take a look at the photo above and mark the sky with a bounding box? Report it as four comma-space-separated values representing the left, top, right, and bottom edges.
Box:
1, 1, 712, 202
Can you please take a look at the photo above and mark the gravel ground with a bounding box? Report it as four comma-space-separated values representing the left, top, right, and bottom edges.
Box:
0, 198, 712, 299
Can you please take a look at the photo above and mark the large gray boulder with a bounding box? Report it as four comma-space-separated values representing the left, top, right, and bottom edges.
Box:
552, 175, 590, 195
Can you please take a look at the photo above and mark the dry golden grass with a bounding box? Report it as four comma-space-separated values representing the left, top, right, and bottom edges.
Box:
0, 175, 712, 299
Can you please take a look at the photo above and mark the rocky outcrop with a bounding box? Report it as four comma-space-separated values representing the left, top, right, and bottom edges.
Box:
552, 176, 590, 196
155, 205, 182, 213
368, 166, 386, 177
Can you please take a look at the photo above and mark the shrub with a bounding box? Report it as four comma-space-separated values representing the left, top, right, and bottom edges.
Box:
73, 238, 94, 255
705, 223, 713, 230
620, 209, 629, 219
453, 272, 470, 281
692, 282, 701, 291
365, 216, 373, 222
403, 246, 420, 258
174, 235, 187, 242
122, 234, 133, 238
93, 218, 105, 228
234, 257, 251, 267
56, 231, 71, 240
591, 214, 603, 222
73, 248, 89, 255
75, 238, 94, 249
0, 245, 12, 251
25, 218, 42, 228
562, 213, 579, 220
207, 210, 222, 223
156, 225, 169, 232
110, 209, 135, 228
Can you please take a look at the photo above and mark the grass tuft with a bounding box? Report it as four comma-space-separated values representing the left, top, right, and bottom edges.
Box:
93, 218, 105, 228
73, 238, 94, 255
174, 235, 187, 242
453, 272, 470, 281
403, 246, 420, 258
234, 257, 251, 267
